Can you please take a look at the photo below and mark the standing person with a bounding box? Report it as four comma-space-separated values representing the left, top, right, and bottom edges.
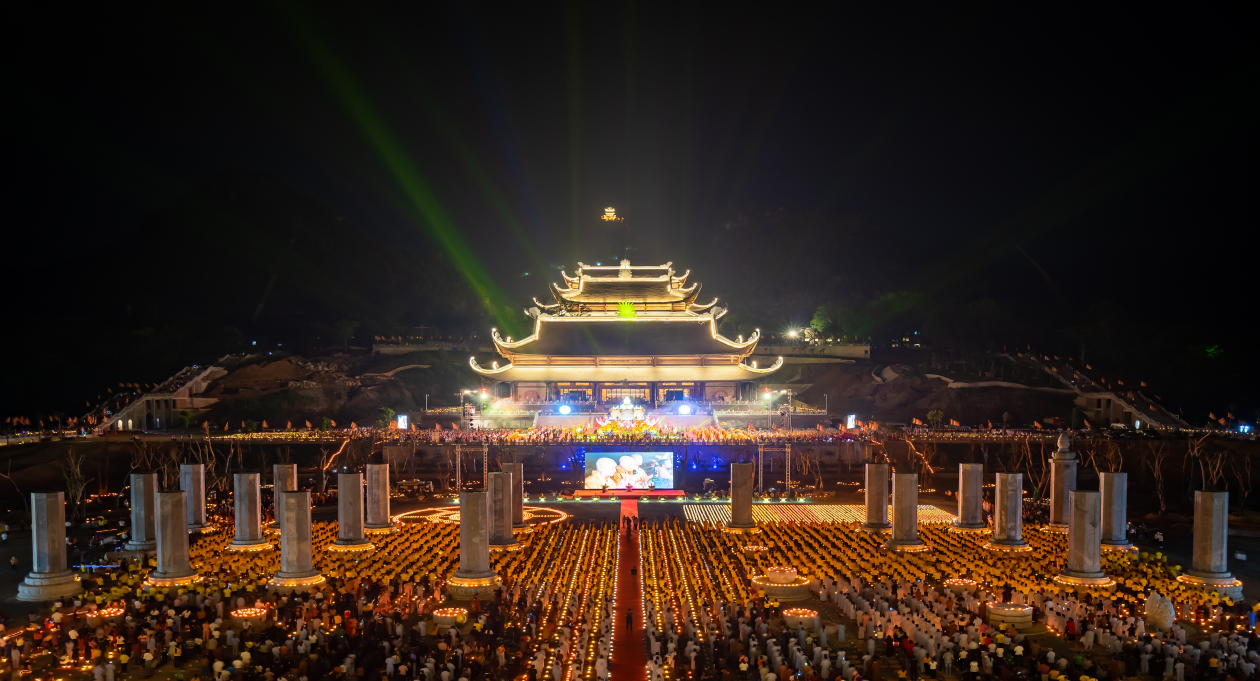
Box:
9, 556, 17, 571
626, 609, 634, 633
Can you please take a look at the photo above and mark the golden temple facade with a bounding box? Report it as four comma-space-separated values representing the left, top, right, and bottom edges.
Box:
470, 260, 783, 404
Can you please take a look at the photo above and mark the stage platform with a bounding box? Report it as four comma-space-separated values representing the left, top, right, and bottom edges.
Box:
573, 489, 686, 499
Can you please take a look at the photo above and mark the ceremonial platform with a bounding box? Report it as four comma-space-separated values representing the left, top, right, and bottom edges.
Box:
573, 489, 686, 499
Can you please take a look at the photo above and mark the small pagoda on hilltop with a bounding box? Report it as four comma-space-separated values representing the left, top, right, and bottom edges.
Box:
470, 260, 782, 405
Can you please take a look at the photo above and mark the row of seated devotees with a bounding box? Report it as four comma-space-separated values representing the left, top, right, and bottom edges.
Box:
640, 577, 1257, 681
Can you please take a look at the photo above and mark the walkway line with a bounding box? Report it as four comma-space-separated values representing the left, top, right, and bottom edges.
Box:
613, 499, 647, 680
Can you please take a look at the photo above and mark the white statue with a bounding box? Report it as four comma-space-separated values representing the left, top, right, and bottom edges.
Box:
1145, 590, 1175, 632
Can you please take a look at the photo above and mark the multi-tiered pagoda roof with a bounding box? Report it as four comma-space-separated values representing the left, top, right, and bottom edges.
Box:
470, 261, 781, 398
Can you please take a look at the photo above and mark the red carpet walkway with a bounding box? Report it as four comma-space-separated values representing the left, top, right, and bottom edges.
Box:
614, 499, 648, 680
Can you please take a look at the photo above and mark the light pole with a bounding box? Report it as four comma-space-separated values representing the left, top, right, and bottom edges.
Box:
425, 394, 429, 416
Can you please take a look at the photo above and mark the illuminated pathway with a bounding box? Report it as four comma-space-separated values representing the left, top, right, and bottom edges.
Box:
614, 499, 648, 680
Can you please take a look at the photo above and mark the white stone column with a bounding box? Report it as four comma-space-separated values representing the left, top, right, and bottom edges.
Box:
180, 464, 209, 531
726, 462, 757, 532
269, 464, 298, 530
987, 473, 1028, 550
124, 473, 158, 553
272, 490, 323, 588
1185, 491, 1242, 598
448, 491, 499, 598
859, 463, 891, 532
150, 492, 199, 585
952, 463, 986, 530
1099, 472, 1133, 550
228, 473, 270, 551
331, 473, 373, 550
17, 492, 83, 601
1056, 490, 1111, 585
1048, 433, 1077, 531
502, 462, 529, 528
488, 472, 519, 550
364, 463, 393, 531
885, 473, 927, 551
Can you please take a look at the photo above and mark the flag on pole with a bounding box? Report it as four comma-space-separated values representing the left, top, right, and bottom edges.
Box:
262, 420, 268, 428
912, 418, 924, 425
950, 419, 961, 427
350, 422, 357, 429
1034, 421, 1043, 429
1084, 419, 1091, 428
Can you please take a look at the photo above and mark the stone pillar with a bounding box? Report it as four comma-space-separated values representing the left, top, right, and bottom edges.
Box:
150, 492, 198, 584
860, 463, 891, 532
448, 491, 499, 598
726, 462, 757, 532
885, 473, 927, 551
502, 462, 529, 528
1099, 472, 1133, 550
1048, 433, 1077, 531
1186, 491, 1242, 598
179, 464, 209, 531
364, 463, 393, 531
124, 473, 158, 553
228, 473, 270, 551
488, 472, 520, 550
269, 464, 298, 530
953, 463, 986, 530
17, 492, 83, 601
987, 473, 1028, 550
272, 491, 323, 587
331, 473, 373, 550
1057, 490, 1110, 585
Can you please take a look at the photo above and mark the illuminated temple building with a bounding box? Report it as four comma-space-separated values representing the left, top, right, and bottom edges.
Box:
470, 260, 783, 405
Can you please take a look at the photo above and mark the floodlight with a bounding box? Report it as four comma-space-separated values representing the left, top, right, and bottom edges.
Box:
679, 405, 692, 415
559, 405, 571, 415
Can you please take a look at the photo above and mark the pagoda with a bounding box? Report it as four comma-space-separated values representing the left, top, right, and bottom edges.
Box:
470, 260, 782, 404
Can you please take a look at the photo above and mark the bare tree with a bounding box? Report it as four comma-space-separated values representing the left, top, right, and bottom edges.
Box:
64, 448, 89, 523
1231, 454, 1254, 513
1185, 434, 1226, 491
1142, 441, 1171, 514
315, 439, 350, 492
1022, 438, 1052, 502
0, 459, 28, 515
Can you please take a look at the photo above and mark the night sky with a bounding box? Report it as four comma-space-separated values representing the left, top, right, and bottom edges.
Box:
2, 3, 1257, 419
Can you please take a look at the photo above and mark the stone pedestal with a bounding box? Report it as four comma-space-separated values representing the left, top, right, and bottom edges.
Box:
124, 473, 158, 553
488, 472, 520, 550
269, 464, 298, 530
272, 491, 324, 589
986, 473, 1029, 551
149, 492, 199, 586
17, 492, 83, 601
1099, 472, 1133, 551
502, 462, 529, 529
364, 463, 393, 531
886, 473, 927, 551
1054, 490, 1112, 587
330, 473, 373, 551
952, 463, 986, 531
1181, 491, 1242, 598
1048, 433, 1077, 532
726, 462, 758, 533
180, 464, 210, 531
859, 463, 891, 532
448, 491, 499, 598
228, 473, 271, 551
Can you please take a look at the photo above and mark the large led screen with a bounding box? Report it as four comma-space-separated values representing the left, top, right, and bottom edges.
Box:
583, 452, 674, 490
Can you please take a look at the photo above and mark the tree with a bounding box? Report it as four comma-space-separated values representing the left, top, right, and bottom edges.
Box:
927, 410, 944, 430
1142, 441, 1171, 514
64, 448, 89, 523
377, 407, 396, 429
331, 319, 360, 353
1070, 408, 1083, 429
318, 417, 333, 432
1001, 412, 1012, 429
178, 410, 195, 429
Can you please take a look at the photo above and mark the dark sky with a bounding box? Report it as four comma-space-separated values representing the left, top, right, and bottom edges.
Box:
2, 3, 1258, 416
